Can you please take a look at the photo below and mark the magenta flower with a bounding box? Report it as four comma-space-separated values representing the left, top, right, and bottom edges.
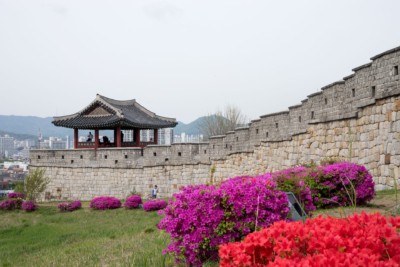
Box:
143, 199, 167, 211
90, 196, 121, 210
8, 192, 25, 199
58, 200, 82, 212
21, 201, 37, 212
0, 199, 17, 210
124, 195, 142, 209
158, 175, 289, 266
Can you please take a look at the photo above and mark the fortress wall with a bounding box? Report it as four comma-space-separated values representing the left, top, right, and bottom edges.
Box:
35, 164, 212, 201
29, 46, 400, 200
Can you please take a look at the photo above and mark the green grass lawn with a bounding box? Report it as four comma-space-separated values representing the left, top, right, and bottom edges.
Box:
0, 190, 398, 267
0, 204, 176, 267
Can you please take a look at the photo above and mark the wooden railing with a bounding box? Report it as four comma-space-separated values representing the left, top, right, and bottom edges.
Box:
76, 141, 156, 148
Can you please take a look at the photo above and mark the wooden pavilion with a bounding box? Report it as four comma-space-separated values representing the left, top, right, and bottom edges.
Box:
52, 94, 177, 149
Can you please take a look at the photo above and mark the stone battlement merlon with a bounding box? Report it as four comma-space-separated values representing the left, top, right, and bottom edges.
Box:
321, 81, 345, 91
370, 45, 400, 60
352, 62, 373, 72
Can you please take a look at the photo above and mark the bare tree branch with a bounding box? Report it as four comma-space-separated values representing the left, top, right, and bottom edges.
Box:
200, 105, 248, 139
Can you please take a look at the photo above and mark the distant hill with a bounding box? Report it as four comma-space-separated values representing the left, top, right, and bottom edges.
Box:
0, 115, 73, 139
174, 116, 207, 135
0, 115, 206, 139
0, 130, 37, 141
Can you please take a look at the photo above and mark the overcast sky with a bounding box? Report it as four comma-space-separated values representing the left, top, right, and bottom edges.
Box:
0, 0, 399, 123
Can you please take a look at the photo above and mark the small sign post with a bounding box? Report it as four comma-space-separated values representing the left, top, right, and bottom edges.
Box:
285, 192, 307, 221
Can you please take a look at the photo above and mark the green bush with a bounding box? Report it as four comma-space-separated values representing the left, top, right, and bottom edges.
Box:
25, 168, 50, 201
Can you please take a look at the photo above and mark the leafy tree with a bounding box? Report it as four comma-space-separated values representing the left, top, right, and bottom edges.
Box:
13, 181, 25, 193
25, 168, 50, 201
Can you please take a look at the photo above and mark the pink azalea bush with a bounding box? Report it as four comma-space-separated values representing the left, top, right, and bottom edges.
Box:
21, 201, 37, 212
124, 195, 142, 209
90, 196, 121, 210
58, 200, 82, 212
271, 162, 375, 211
158, 174, 289, 266
143, 199, 167, 211
8, 192, 25, 199
272, 166, 316, 214
0, 199, 17, 210
313, 162, 375, 207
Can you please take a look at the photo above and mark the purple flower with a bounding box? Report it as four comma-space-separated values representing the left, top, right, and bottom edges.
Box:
124, 195, 142, 209
0, 199, 17, 210
8, 192, 25, 199
158, 175, 289, 266
143, 199, 167, 211
90, 196, 121, 210
21, 201, 37, 212
58, 200, 82, 212
271, 162, 375, 209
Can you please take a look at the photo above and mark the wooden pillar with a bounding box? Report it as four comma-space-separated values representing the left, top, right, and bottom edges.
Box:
74, 128, 78, 149
94, 129, 99, 149
154, 128, 158, 145
116, 126, 122, 147
135, 128, 141, 147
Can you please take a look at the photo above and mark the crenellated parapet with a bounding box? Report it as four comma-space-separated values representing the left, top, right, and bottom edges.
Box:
205, 45, 400, 157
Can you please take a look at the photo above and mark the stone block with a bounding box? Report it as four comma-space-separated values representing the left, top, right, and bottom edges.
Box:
385, 154, 391, 165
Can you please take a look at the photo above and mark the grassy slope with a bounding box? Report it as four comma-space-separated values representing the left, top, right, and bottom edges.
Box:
0, 205, 175, 267
0, 191, 397, 267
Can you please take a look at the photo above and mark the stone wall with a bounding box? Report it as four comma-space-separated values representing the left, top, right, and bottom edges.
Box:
29, 46, 400, 200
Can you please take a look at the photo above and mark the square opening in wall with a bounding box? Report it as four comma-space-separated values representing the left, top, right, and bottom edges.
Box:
352, 88, 355, 97
372, 86, 376, 97
153, 152, 157, 156
325, 98, 328, 105
37, 155, 40, 159
256, 129, 259, 134
80, 155, 83, 159
311, 111, 315, 119
266, 132, 269, 138
124, 155, 128, 159
61, 155, 64, 159
204, 150, 207, 154
178, 152, 182, 156
394, 66, 399, 76
115, 160, 118, 164
275, 123, 278, 128
71, 160, 74, 164
104, 155, 108, 159
298, 116, 301, 122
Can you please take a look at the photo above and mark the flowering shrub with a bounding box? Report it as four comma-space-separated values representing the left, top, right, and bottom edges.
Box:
90, 196, 121, 210
124, 195, 142, 209
143, 199, 167, 211
158, 174, 289, 266
21, 201, 37, 212
219, 212, 400, 266
272, 166, 316, 214
313, 162, 375, 207
58, 200, 82, 212
8, 192, 25, 199
271, 162, 375, 210
0, 199, 17, 210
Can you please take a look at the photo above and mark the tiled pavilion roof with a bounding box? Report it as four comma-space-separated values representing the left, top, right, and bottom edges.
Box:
52, 94, 177, 129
